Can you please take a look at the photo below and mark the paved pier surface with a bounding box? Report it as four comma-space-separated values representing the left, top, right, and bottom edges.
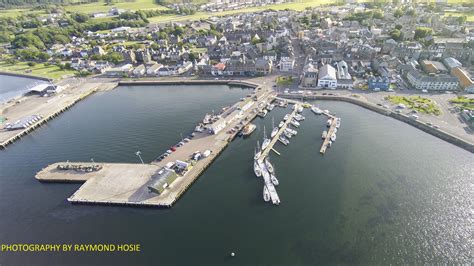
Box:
35, 84, 276, 207
320, 117, 337, 154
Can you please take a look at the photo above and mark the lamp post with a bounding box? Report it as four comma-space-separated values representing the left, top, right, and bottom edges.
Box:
135, 151, 144, 164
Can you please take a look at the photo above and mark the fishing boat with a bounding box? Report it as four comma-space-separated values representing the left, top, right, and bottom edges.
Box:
271, 118, 278, 138
263, 186, 270, 202
254, 160, 262, 177
322, 130, 328, 139
278, 121, 284, 128
257, 109, 268, 118
241, 123, 256, 137
265, 157, 274, 174
283, 114, 290, 121
270, 174, 279, 186
326, 119, 333, 127
311, 106, 323, 115
331, 133, 336, 142
278, 135, 289, 145
261, 126, 270, 151
194, 124, 204, 132
203, 114, 212, 124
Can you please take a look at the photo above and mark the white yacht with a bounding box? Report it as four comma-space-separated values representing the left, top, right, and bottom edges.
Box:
278, 121, 284, 128
283, 130, 292, 139
322, 130, 328, 139
311, 106, 323, 115
271, 118, 278, 138
336, 118, 341, 128
331, 133, 336, 142
265, 157, 274, 174
267, 104, 275, 111
263, 186, 270, 202
294, 114, 305, 121
297, 106, 303, 113
290, 119, 300, 127
261, 126, 270, 151
327, 119, 333, 127
254, 141, 261, 160
270, 174, 279, 186
328, 140, 332, 147
254, 160, 262, 177
283, 114, 290, 121
279, 135, 289, 145
286, 128, 297, 135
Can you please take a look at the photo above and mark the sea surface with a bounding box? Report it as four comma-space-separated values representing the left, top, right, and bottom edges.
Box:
0, 81, 472, 265
0, 75, 46, 104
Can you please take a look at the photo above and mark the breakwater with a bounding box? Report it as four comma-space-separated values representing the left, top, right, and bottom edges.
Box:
0, 71, 52, 82
279, 94, 474, 153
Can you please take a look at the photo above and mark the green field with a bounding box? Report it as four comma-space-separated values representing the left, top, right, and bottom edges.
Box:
0, 61, 76, 80
386, 95, 441, 115
0, 0, 337, 19
444, 11, 474, 22
64, 0, 168, 14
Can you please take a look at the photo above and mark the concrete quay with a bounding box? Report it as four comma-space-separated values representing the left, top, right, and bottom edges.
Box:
35, 85, 276, 208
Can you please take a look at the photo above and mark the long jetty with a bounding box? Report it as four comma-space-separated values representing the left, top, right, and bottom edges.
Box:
257, 104, 299, 161
320, 116, 337, 154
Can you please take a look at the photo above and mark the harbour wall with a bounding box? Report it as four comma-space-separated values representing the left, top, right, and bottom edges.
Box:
118, 79, 260, 89
279, 94, 474, 153
0, 71, 52, 82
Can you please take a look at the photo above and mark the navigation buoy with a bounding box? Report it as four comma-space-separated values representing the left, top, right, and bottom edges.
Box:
230, 252, 236, 257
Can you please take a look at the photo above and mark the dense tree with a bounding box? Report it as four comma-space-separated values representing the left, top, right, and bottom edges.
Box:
414, 27, 433, 40
389, 29, 403, 41
12, 33, 45, 49
394, 9, 403, 18
71, 13, 89, 23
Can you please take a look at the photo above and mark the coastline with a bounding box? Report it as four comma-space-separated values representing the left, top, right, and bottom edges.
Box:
1, 76, 472, 154
0, 71, 52, 82
278, 94, 474, 153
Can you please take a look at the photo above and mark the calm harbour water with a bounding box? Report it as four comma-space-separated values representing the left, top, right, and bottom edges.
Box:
0, 82, 472, 265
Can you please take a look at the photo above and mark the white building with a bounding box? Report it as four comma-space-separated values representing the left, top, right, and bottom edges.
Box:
406, 70, 459, 91
279, 57, 295, 72
317, 64, 337, 89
